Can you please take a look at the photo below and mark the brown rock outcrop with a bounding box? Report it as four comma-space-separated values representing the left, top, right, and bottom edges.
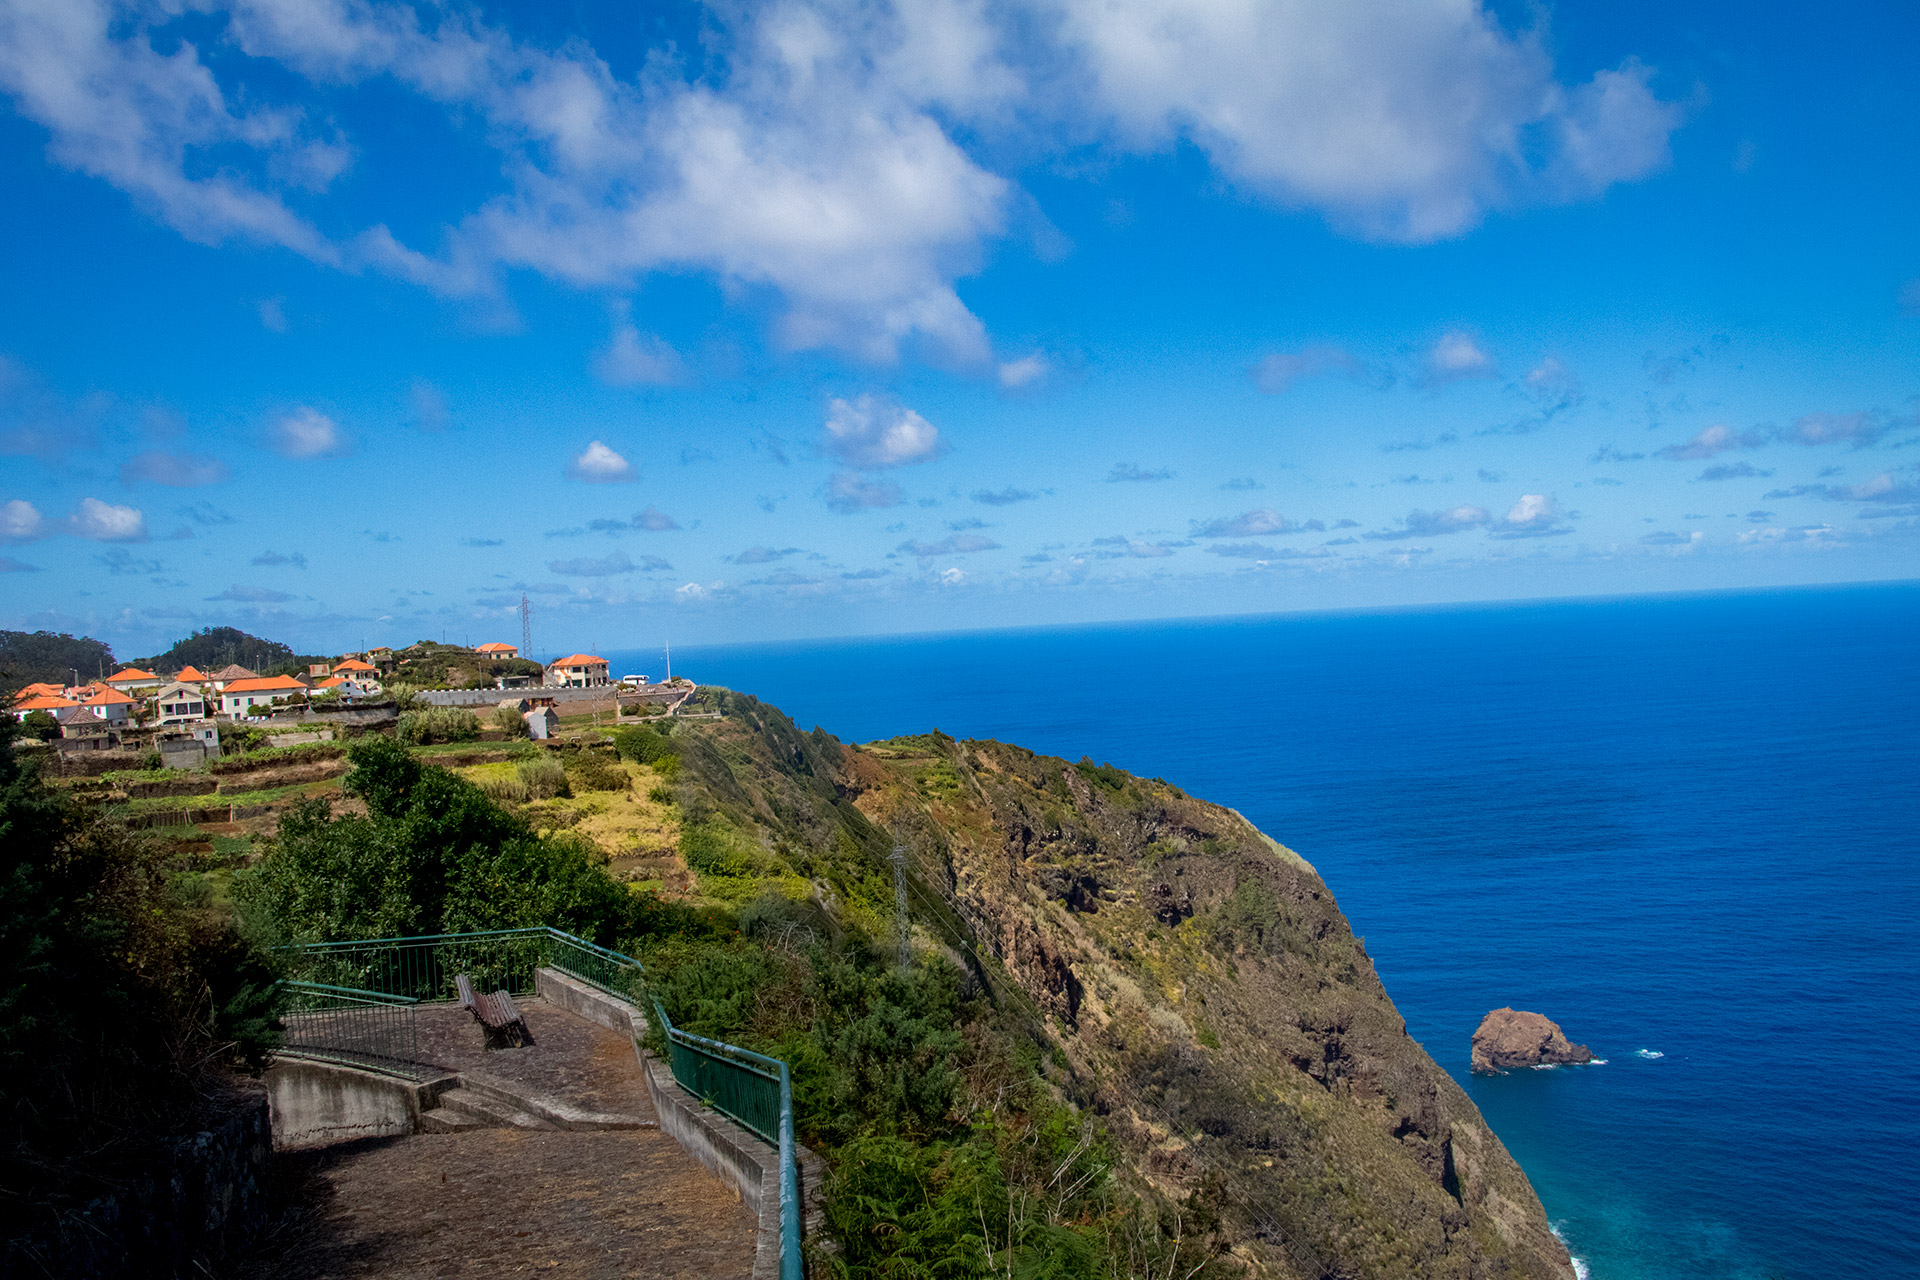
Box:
1471, 1007, 1594, 1073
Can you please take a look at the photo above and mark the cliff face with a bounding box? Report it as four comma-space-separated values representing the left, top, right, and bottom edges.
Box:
668, 693, 1574, 1280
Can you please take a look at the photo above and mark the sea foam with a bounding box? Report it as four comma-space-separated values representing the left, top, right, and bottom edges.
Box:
1635, 1049, 1665, 1060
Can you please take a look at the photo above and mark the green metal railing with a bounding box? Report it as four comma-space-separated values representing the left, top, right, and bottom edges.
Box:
278, 980, 420, 1068
654, 1002, 800, 1280
278, 927, 799, 1280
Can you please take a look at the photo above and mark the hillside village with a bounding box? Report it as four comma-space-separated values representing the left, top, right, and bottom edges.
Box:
4, 630, 697, 858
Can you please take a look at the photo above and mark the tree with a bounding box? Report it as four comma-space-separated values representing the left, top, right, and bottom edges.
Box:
19, 710, 57, 741
0, 630, 113, 695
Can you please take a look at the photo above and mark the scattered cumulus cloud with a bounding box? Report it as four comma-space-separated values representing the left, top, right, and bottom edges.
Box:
206, 585, 295, 602
1251, 345, 1375, 394
547, 550, 672, 576
177, 500, 234, 525
1697, 462, 1773, 481
972, 486, 1039, 505
1364, 504, 1491, 540
2, 498, 44, 543
1424, 331, 1497, 385
997, 353, 1049, 389
271, 407, 347, 458
1641, 530, 1704, 548
731, 546, 801, 564
1219, 477, 1264, 491
257, 297, 287, 332
1108, 463, 1172, 483
1489, 493, 1571, 538
1763, 473, 1920, 505
1192, 508, 1291, 538
0, 556, 36, 572
69, 497, 148, 541
634, 505, 679, 531
121, 450, 230, 487
822, 395, 943, 469
461, 536, 504, 547
251, 549, 307, 568
1659, 423, 1769, 460
567, 440, 636, 483
0, 0, 1681, 363
596, 301, 684, 385
824, 471, 904, 513
896, 533, 1000, 557
1782, 412, 1888, 448
94, 547, 165, 575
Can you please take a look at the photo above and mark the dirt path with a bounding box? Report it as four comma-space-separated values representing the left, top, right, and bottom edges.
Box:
247, 1128, 758, 1280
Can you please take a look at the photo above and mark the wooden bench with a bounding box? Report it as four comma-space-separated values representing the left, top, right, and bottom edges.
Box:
455, 973, 533, 1048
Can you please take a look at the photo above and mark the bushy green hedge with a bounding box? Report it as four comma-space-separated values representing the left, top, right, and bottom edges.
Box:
396, 706, 483, 746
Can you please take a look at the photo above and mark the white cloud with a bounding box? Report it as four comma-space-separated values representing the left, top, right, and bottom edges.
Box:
824, 470, 906, 513
1783, 412, 1887, 449
271, 406, 347, 458
1250, 345, 1370, 394
1657, 423, 1767, 461
822, 395, 943, 468
1193, 508, 1290, 538
633, 505, 679, 531
0, 1, 1680, 361
1050, 0, 1681, 241
120, 451, 230, 487
257, 297, 287, 332
595, 302, 684, 385
566, 440, 636, 483
1424, 331, 1497, 384
69, 496, 148, 541
1491, 493, 1570, 538
896, 533, 1000, 557
1363, 505, 1490, 540
997, 352, 1049, 389
2, 498, 44, 542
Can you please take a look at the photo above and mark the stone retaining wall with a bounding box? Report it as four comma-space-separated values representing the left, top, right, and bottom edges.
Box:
0, 1094, 272, 1280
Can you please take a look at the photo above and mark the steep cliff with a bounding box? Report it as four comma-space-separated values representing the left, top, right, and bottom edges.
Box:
654, 690, 1575, 1280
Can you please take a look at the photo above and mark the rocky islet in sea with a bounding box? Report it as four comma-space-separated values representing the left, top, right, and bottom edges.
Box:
1471, 1007, 1596, 1073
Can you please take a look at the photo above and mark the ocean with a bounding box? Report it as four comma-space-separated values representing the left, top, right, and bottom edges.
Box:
603, 583, 1920, 1279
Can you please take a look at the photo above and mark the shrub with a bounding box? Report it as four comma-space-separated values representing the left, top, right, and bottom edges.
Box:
141, 750, 164, 771
612, 725, 674, 765
20, 709, 57, 741
566, 751, 629, 793
647, 784, 673, 805
480, 776, 531, 805
396, 706, 483, 746
491, 704, 528, 737
516, 755, 569, 799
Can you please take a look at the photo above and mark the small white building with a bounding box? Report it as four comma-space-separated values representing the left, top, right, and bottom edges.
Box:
80, 686, 136, 726
219, 674, 308, 716
524, 706, 560, 739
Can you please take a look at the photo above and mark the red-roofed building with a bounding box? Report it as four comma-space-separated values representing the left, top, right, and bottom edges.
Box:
81, 686, 135, 726
546, 654, 610, 688
331, 658, 377, 676
219, 674, 309, 716
13, 693, 78, 712
105, 667, 162, 692
475, 642, 518, 659
174, 664, 212, 687
12, 682, 65, 705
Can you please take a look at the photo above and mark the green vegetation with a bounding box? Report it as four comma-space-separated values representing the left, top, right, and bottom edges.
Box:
492, 704, 528, 737
133, 625, 326, 679
612, 724, 677, 766
396, 706, 483, 745
237, 736, 670, 946
0, 718, 278, 1235
564, 750, 629, 793
387, 640, 544, 690
20, 709, 57, 741
517, 755, 570, 800
0, 628, 115, 694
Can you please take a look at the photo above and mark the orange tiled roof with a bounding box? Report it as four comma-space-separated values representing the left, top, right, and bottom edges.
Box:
331, 658, 377, 672
550, 654, 607, 667
222, 675, 308, 694
313, 676, 348, 689
175, 665, 211, 682
13, 682, 65, 704
475, 642, 516, 653
14, 694, 78, 710
106, 667, 158, 683
82, 688, 135, 705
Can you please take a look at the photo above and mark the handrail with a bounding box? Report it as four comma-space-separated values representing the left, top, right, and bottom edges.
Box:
277, 926, 798, 1280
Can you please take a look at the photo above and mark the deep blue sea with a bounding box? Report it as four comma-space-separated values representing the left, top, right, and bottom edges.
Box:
605, 583, 1920, 1279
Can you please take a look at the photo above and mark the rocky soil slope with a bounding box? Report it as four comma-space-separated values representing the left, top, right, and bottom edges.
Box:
664, 691, 1577, 1279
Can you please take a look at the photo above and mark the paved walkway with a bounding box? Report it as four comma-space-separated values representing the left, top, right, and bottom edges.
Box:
244, 999, 758, 1279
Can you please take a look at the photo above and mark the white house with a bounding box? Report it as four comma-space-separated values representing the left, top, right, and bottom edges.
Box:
153, 681, 211, 725
546, 654, 610, 687
219, 674, 308, 716
80, 686, 135, 725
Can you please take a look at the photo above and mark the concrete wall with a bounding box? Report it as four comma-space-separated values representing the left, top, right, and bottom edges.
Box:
265, 1059, 452, 1152
533, 968, 826, 1280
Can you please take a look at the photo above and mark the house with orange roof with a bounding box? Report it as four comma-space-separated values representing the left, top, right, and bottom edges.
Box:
546, 654, 610, 688
173, 664, 213, 688
81, 686, 136, 726
154, 681, 212, 725
218, 674, 309, 717
331, 658, 377, 677
105, 667, 162, 693
11, 682, 65, 705
13, 693, 78, 713
475, 642, 518, 659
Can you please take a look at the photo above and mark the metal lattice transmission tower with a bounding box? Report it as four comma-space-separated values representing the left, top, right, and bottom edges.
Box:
519, 595, 532, 660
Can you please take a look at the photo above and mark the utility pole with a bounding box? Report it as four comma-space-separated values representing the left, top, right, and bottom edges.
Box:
665, 640, 671, 683
519, 595, 533, 660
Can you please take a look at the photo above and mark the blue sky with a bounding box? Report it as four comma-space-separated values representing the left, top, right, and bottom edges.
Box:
0, 0, 1915, 659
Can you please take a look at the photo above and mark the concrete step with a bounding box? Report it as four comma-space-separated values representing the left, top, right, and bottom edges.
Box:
458, 1071, 655, 1132
418, 1108, 487, 1134
434, 1087, 555, 1130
